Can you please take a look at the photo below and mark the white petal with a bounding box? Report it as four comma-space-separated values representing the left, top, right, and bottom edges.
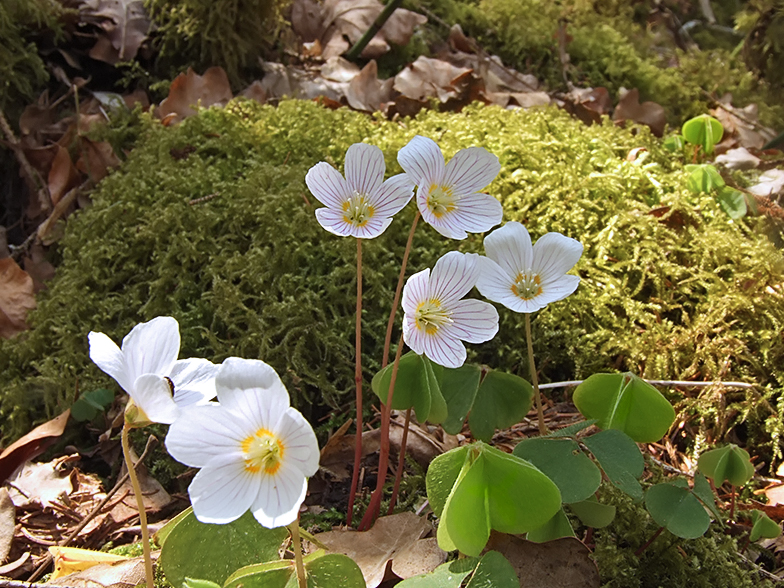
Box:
403, 315, 426, 355
305, 162, 351, 209
398, 136, 445, 187
416, 188, 468, 240
170, 358, 219, 406
539, 274, 581, 304
428, 251, 479, 305
443, 147, 500, 197
133, 374, 179, 424
165, 404, 249, 468
483, 222, 532, 279
446, 299, 499, 344
88, 331, 130, 392
345, 143, 385, 197
532, 232, 583, 283
366, 173, 414, 218
402, 268, 430, 315
447, 192, 503, 234
188, 453, 258, 524
251, 462, 307, 528
217, 357, 290, 429
315, 207, 356, 237
423, 331, 466, 369
353, 216, 393, 239
121, 316, 180, 383
276, 408, 319, 476
476, 256, 528, 311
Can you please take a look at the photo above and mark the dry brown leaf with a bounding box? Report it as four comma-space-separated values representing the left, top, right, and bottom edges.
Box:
81, 0, 152, 64
48, 551, 159, 587
312, 512, 440, 588
0, 552, 29, 576
7, 461, 74, 508
48, 145, 80, 206
715, 147, 761, 170
260, 61, 347, 103
346, 60, 394, 112
240, 81, 268, 104
321, 56, 361, 83
562, 86, 612, 126
157, 67, 233, 122
108, 452, 171, 522
19, 103, 57, 136
388, 536, 446, 580
485, 533, 600, 588
712, 96, 776, 151
0, 258, 36, 340
612, 88, 666, 137
0, 488, 15, 562
77, 138, 121, 182
394, 56, 472, 103
764, 484, 784, 507
0, 410, 70, 484
291, 0, 322, 42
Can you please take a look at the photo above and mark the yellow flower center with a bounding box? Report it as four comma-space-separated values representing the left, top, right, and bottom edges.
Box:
342, 192, 375, 227
414, 298, 452, 335
242, 428, 285, 475
426, 184, 457, 218
511, 270, 542, 300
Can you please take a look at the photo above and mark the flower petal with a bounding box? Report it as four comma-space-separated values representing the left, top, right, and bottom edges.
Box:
398, 136, 445, 187
305, 162, 351, 209
251, 462, 307, 528
165, 404, 248, 468
88, 331, 130, 392
367, 173, 414, 218
354, 216, 393, 239
447, 192, 503, 234
483, 222, 533, 279
538, 274, 581, 305
445, 299, 499, 344
402, 315, 425, 355
188, 453, 257, 524
532, 232, 584, 283
443, 147, 500, 197
476, 256, 528, 311
315, 207, 356, 237
422, 331, 466, 368
402, 268, 430, 315
276, 408, 319, 476
170, 358, 218, 406
121, 316, 180, 382
345, 143, 385, 197
428, 252, 480, 305
133, 374, 180, 424
216, 357, 290, 429
415, 188, 468, 239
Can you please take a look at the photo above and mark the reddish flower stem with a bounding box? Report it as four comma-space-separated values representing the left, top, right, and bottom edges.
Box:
388, 407, 412, 514
525, 313, 548, 435
635, 526, 665, 557
347, 238, 363, 526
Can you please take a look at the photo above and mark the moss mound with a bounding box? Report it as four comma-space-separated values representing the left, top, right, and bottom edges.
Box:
1, 100, 783, 455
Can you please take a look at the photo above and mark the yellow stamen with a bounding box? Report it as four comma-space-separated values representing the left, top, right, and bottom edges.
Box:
426, 184, 457, 218
414, 298, 452, 335
511, 270, 543, 300
241, 428, 285, 475
343, 191, 375, 227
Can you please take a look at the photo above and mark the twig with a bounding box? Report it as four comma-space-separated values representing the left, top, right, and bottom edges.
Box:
345, 0, 403, 62
701, 91, 771, 133
0, 107, 51, 215
538, 379, 755, 390
736, 550, 783, 582
36, 179, 92, 243
27, 435, 158, 582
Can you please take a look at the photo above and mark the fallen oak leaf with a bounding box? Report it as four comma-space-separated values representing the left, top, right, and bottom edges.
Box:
0, 410, 70, 484
393, 56, 472, 103
0, 258, 37, 340
157, 67, 233, 122
346, 60, 394, 112
612, 88, 666, 137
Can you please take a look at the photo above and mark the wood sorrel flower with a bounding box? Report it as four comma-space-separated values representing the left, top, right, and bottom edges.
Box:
397, 135, 502, 240
476, 222, 583, 313
165, 357, 319, 528
402, 251, 499, 368
88, 316, 217, 425
305, 143, 414, 238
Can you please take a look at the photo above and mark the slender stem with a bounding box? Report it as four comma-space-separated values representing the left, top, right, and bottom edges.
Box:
344, 0, 404, 61
382, 212, 419, 369
635, 526, 664, 557
347, 238, 364, 526
358, 334, 405, 530
525, 313, 547, 435
388, 407, 412, 515
289, 518, 307, 588
121, 424, 154, 588
730, 485, 736, 521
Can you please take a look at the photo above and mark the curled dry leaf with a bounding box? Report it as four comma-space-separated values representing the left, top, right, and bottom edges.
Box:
77, 138, 121, 183
0, 488, 15, 562
80, 0, 152, 64
394, 56, 472, 103
48, 145, 80, 206
562, 86, 612, 126
612, 88, 667, 137
346, 60, 394, 112
7, 461, 74, 509
157, 67, 234, 122
0, 410, 70, 484
0, 258, 36, 340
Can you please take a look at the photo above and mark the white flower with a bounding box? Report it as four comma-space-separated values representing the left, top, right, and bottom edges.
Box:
402, 251, 499, 368
476, 222, 583, 313
305, 143, 414, 238
165, 357, 319, 528
88, 316, 218, 425
397, 135, 502, 240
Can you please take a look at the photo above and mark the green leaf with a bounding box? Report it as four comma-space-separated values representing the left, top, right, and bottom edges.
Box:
526, 508, 575, 543
682, 114, 724, 154
183, 579, 222, 588
395, 559, 477, 588
582, 429, 645, 501
691, 473, 723, 521
438, 448, 490, 556
160, 509, 288, 587
468, 371, 533, 442
71, 388, 114, 422
513, 437, 601, 503
645, 483, 711, 539
663, 135, 685, 152
716, 186, 747, 219
426, 446, 469, 517
685, 164, 725, 194
465, 551, 519, 588
573, 373, 675, 443
372, 351, 441, 421
698, 444, 755, 487
568, 497, 616, 528
546, 419, 597, 438
224, 553, 365, 588
440, 364, 482, 435
750, 510, 781, 542
154, 506, 194, 547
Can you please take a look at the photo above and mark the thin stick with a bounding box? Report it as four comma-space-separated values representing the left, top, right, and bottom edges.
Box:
635, 526, 665, 556
525, 314, 547, 435
358, 334, 405, 530
121, 424, 154, 588
289, 517, 307, 588
538, 379, 756, 389
27, 435, 158, 582
387, 407, 412, 514
347, 238, 364, 526
0, 107, 51, 214
344, 0, 403, 61
730, 485, 736, 521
